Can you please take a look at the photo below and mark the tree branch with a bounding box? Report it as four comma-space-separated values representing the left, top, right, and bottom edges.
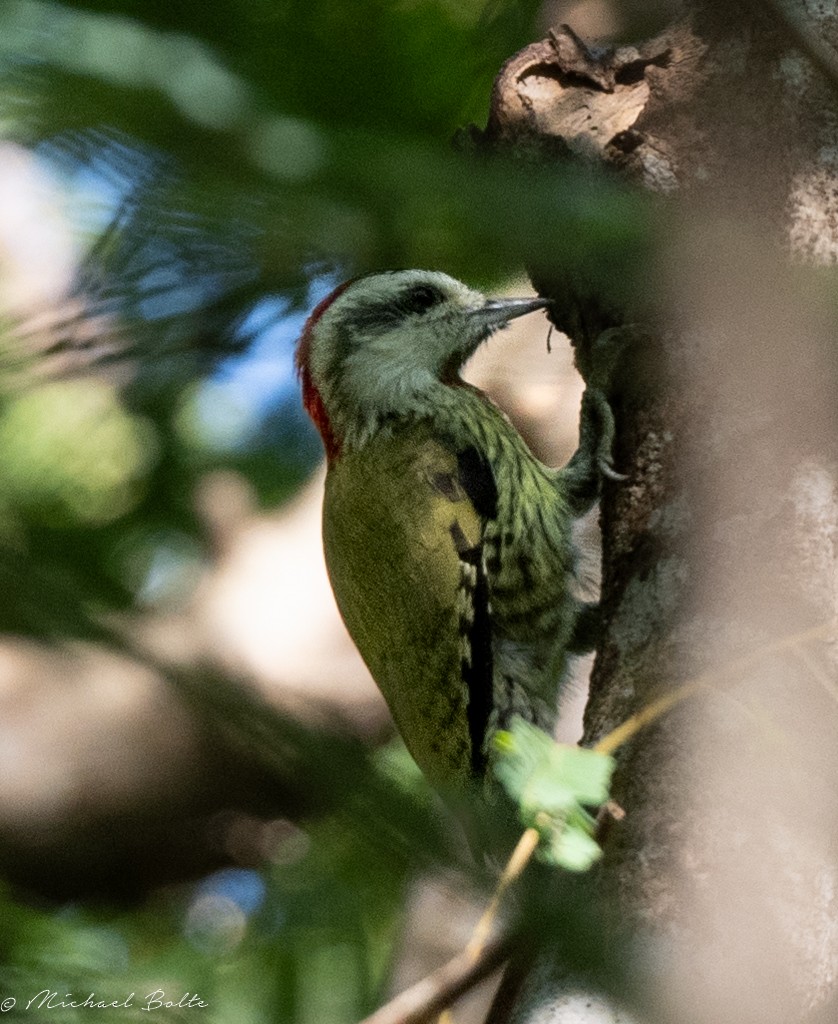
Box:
357, 932, 512, 1024
751, 0, 838, 96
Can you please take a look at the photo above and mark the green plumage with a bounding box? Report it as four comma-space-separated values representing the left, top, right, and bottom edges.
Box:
324, 423, 481, 785
323, 390, 583, 787
297, 269, 617, 790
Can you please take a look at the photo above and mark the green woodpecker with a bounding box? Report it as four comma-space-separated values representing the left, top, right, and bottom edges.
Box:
296, 270, 618, 789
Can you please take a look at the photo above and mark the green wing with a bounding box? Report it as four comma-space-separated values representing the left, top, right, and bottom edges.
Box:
323, 422, 494, 787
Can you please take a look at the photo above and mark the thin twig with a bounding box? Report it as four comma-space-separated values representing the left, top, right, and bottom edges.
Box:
358, 932, 512, 1024
464, 827, 541, 962
593, 622, 832, 755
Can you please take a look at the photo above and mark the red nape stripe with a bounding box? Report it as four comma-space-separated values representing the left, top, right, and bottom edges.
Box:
294, 278, 357, 463
299, 364, 341, 462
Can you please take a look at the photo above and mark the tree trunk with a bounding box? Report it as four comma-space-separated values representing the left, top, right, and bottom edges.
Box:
482, 4, 838, 1021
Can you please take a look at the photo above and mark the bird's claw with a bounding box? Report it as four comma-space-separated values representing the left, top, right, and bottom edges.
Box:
560, 386, 626, 514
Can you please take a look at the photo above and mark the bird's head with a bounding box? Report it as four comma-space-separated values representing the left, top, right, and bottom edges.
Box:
295, 269, 549, 460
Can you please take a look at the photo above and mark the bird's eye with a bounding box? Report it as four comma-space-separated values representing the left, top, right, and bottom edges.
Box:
401, 284, 444, 314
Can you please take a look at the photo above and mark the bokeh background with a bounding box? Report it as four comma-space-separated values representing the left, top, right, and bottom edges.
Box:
0, 1, 661, 1020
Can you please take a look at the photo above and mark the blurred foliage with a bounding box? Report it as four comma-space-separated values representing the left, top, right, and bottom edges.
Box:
0, 816, 411, 1023
0, 0, 653, 1020
0, 379, 155, 526
494, 718, 614, 872
0, 0, 651, 631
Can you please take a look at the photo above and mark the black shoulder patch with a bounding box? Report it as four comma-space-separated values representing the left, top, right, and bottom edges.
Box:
456, 446, 498, 521
449, 523, 493, 776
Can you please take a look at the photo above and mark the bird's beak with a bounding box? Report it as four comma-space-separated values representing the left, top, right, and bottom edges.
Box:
469, 296, 551, 332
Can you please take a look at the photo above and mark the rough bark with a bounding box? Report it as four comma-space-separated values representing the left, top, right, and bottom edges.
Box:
480, 4, 838, 1021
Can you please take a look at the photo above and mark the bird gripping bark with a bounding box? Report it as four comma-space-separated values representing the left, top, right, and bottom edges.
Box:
296, 270, 619, 788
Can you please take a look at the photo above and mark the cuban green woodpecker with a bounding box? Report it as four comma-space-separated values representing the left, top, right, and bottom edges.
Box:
296, 270, 618, 789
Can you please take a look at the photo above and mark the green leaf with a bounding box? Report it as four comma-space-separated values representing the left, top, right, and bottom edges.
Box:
493, 717, 615, 872
550, 819, 605, 873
